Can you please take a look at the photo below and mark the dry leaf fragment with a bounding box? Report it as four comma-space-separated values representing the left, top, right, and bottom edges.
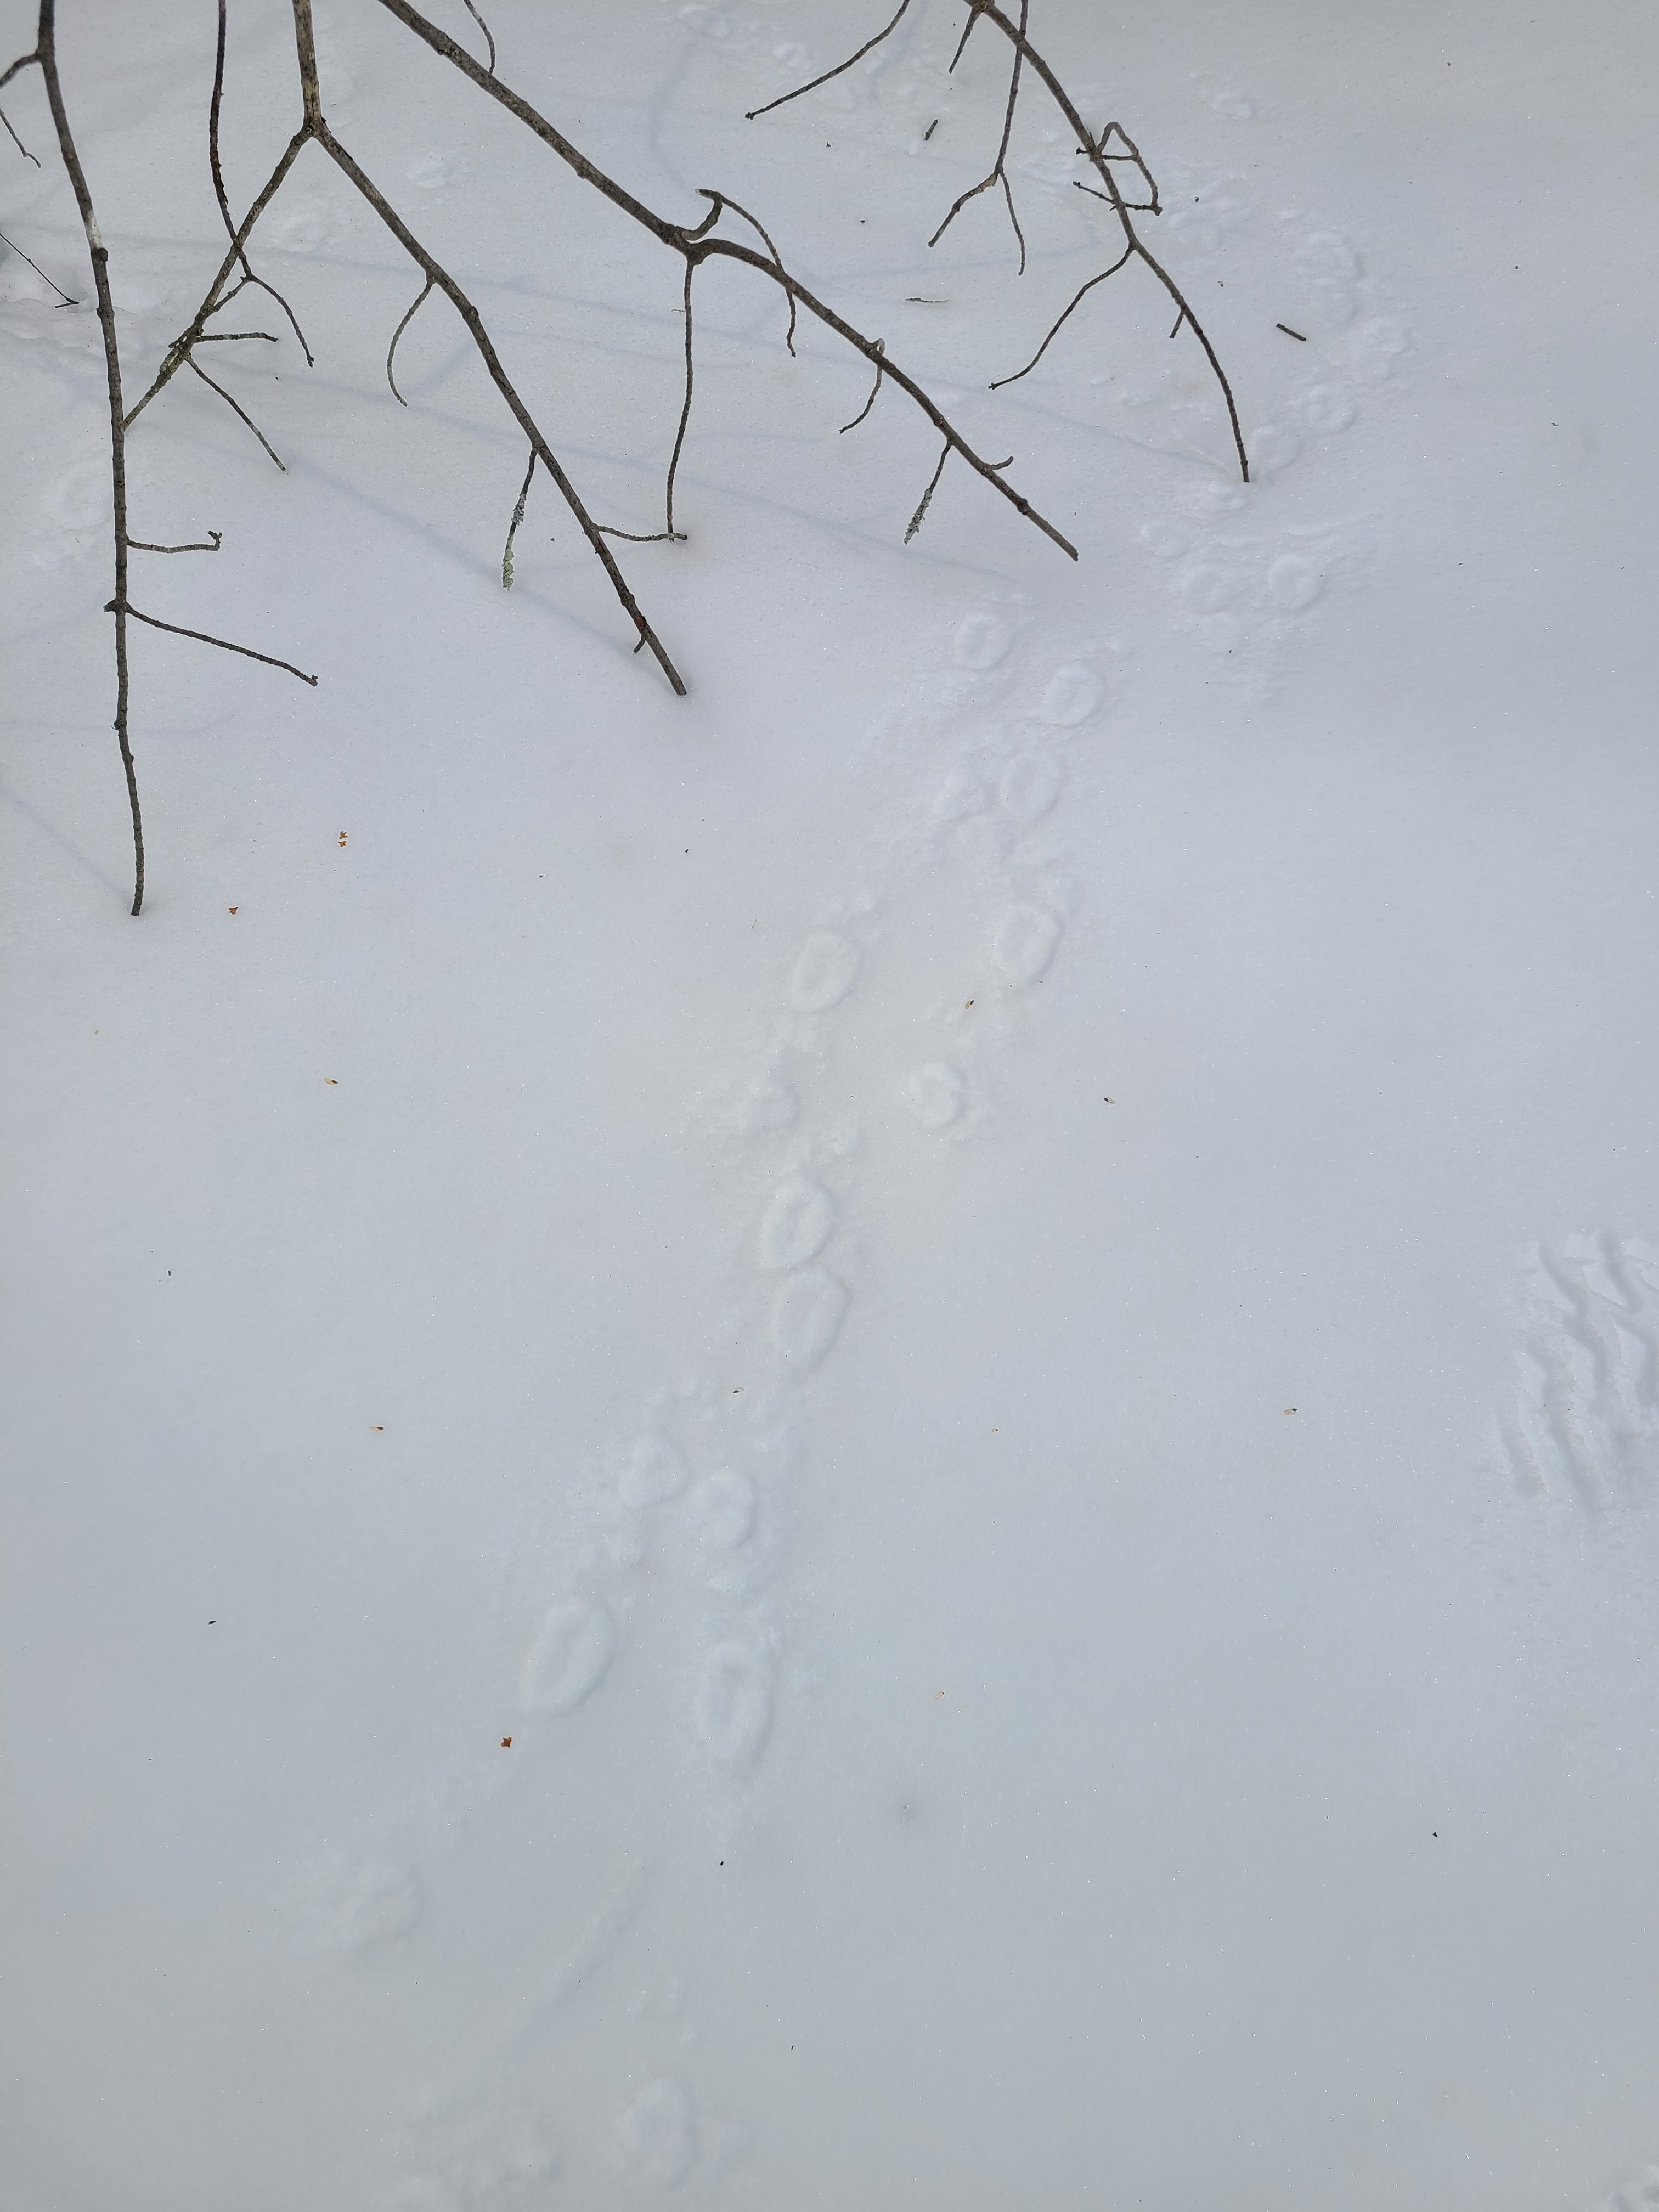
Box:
228, 906, 238, 914
500, 1736, 512, 1748
324, 1077, 338, 1085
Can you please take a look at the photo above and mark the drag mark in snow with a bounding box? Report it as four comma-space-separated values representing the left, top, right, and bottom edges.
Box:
520, 1598, 617, 1713
1496, 1235, 1659, 1507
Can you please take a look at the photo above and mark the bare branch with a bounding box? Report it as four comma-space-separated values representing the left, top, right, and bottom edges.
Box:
211, 0, 314, 363
966, 1, 1249, 479
117, 601, 317, 685
195, 328, 277, 342
125, 125, 311, 428
186, 351, 286, 470
928, 0, 1026, 273
501, 447, 534, 585
0, 222, 76, 302
696, 188, 795, 354
0, 49, 40, 94
744, 0, 913, 121
2, 101, 40, 162
460, 0, 495, 75
129, 531, 224, 553
33, 0, 143, 911
368, 0, 1075, 560
839, 338, 884, 434
311, 117, 690, 693
385, 274, 434, 403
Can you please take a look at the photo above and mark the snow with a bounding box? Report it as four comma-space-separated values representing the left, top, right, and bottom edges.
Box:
4, 1, 1659, 2205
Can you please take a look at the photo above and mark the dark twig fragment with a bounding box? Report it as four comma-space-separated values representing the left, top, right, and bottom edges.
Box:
1276, 321, 1306, 341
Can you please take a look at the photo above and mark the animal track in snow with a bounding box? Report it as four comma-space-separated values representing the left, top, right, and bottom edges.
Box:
770, 1267, 849, 1370
953, 611, 1014, 669
620, 1433, 690, 1506
1588, 2162, 1659, 2212
904, 1062, 966, 1128
789, 930, 860, 1012
1037, 663, 1103, 727
998, 755, 1062, 826
695, 1643, 775, 1773
1267, 554, 1325, 611
689, 1467, 757, 1549
520, 1599, 617, 1713
278, 1854, 424, 1955
992, 903, 1062, 986
758, 1177, 835, 1269
617, 2078, 698, 2188
1496, 1234, 1659, 1507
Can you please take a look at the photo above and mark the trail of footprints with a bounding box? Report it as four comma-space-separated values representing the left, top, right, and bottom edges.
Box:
365, 611, 1102, 2202
376, 142, 1412, 2191
1495, 1235, 1659, 1509
503, 605, 1103, 1803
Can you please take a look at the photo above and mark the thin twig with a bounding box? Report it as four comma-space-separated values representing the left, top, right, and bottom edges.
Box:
33, 1, 143, 911
744, 0, 913, 120
696, 188, 795, 354
195, 328, 277, 342
385, 274, 433, 403
501, 447, 533, 585
187, 351, 286, 469
904, 441, 949, 543
989, 245, 1131, 388
2, 102, 40, 162
928, 0, 1026, 273
211, 0, 313, 362
125, 125, 312, 427
460, 0, 495, 74
0, 49, 40, 94
1277, 321, 1306, 341
0, 221, 76, 302
129, 531, 224, 552
117, 601, 317, 684
839, 338, 884, 433
946, 3, 981, 72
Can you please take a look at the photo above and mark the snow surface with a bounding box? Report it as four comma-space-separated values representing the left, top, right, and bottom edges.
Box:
4, 2, 1659, 2206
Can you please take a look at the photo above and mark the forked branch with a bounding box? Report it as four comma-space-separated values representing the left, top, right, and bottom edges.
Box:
749, 0, 1249, 480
